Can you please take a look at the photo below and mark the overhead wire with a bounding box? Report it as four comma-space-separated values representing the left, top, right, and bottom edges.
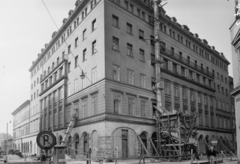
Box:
41, 0, 105, 98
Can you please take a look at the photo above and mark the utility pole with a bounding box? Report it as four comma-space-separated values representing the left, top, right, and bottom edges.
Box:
153, 0, 163, 155
153, 0, 163, 112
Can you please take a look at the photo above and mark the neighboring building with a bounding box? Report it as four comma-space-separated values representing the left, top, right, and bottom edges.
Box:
229, 76, 236, 148
12, 100, 39, 155
29, 0, 234, 159
230, 1, 240, 163
0, 133, 12, 149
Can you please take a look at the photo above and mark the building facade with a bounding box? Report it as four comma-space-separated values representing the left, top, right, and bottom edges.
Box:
12, 100, 40, 155
230, 1, 240, 163
29, 0, 234, 159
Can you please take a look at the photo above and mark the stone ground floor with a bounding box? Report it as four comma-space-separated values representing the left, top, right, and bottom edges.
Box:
13, 133, 40, 156
51, 121, 235, 159
197, 130, 235, 155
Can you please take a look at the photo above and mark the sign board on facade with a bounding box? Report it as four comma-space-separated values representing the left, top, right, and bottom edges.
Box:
211, 140, 218, 145
36, 131, 57, 150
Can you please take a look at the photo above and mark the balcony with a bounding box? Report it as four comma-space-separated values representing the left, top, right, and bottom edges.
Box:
39, 75, 66, 96
161, 67, 215, 92
40, 59, 66, 83
160, 47, 214, 79
231, 84, 240, 96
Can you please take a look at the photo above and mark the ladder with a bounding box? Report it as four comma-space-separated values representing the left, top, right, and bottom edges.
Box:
61, 112, 78, 147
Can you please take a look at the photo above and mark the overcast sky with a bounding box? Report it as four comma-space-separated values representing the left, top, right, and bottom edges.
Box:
0, 0, 236, 134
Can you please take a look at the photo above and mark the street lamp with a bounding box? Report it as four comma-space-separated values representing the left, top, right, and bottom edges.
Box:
5, 121, 11, 163
80, 70, 85, 80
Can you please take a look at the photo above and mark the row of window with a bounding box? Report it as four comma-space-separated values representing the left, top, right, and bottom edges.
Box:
161, 57, 213, 89
31, 0, 98, 78
41, 66, 64, 93
30, 104, 39, 117
31, 90, 39, 101
13, 111, 29, 127
13, 123, 30, 139
67, 67, 97, 96
216, 115, 231, 129
160, 19, 228, 72
30, 119, 39, 133
113, 64, 147, 88
111, 0, 153, 24
41, 87, 64, 109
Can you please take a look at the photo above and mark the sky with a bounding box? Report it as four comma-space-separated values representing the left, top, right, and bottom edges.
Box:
0, 0, 236, 134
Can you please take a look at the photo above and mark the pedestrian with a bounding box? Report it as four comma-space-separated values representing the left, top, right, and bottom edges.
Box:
207, 146, 216, 164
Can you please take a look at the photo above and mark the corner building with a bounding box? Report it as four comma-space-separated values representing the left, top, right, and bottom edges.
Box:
29, 0, 234, 159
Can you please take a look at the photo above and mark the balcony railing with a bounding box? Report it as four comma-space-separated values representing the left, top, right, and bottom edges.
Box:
160, 47, 214, 79
161, 67, 215, 92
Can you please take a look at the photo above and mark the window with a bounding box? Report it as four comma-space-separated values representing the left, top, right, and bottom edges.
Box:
83, 29, 87, 40
142, 11, 145, 20
137, 8, 140, 17
68, 62, 71, 73
126, 23, 132, 34
125, 0, 128, 10
181, 67, 185, 76
174, 85, 179, 97
74, 79, 79, 93
150, 35, 154, 46
91, 1, 94, 9
173, 63, 177, 73
114, 99, 120, 114
190, 90, 194, 101
92, 94, 98, 115
85, 7, 88, 16
92, 40, 97, 54
139, 30, 144, 39
75, 56, 78, 68
140, 74, 146, 88
164, 81, 171, 95
141, 100, 147, 117
57, 57, 59, 65
199, 113, 203, 125
127, 43, 133, 56
91, 67, 97, 83
129, 4, 133, 13
92, 19, 96, 31
112, 37, 119, 50
75, 37, 78, 48
127, 70, 134, 85
83, 98, 88, 118
68, 45, 71, 54
83, 49, 87, 62
198, 93, 202, 103
113, 65, 120, 81
128, 97, 134, 115
112, 15, 119, 27
183, 88, 187, 99
171, 47, 174, 55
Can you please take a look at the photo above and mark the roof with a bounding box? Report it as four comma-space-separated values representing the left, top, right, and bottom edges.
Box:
11, 100, 30, 115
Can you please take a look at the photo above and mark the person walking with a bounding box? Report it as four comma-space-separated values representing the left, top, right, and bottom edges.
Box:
207, 146, 216, 164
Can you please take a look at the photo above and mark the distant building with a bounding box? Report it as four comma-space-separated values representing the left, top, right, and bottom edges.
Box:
12, 100, 39, 155
29, 0, 234, 159
0, 139, 13, 153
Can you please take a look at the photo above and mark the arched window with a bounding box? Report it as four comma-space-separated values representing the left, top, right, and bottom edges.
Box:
30, 141, 32, 154
74, 134, 79, 155
140, 132, 147, 155
58, 135, 63, 145
67, 136, 72, 155
83, 133, 88, 155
